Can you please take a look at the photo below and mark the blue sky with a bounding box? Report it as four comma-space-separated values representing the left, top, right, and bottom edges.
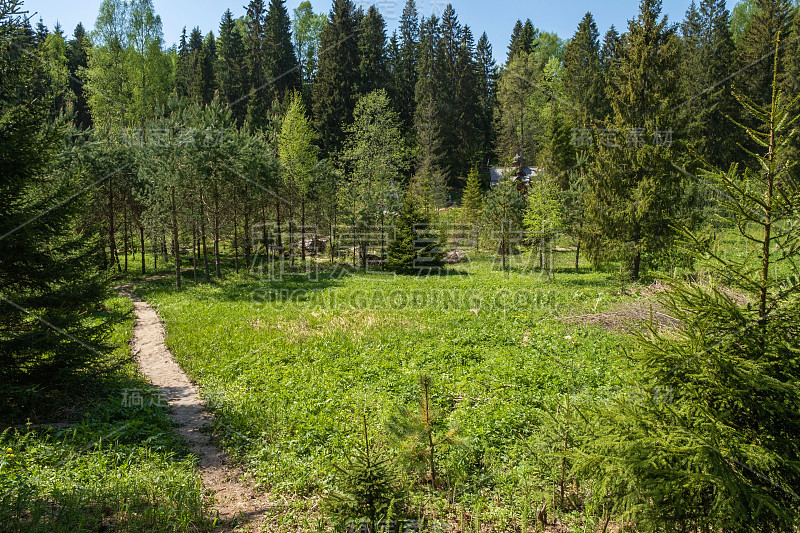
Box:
25, 0, 724, 61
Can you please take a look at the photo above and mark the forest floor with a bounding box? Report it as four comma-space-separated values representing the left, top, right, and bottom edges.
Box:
119, 279, 273, 532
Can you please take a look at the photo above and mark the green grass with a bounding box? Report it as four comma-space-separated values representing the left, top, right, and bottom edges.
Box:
134, 251, 635, 529
0, 296, 211, 533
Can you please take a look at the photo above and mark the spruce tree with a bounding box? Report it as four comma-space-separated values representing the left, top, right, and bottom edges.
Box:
264, 0, 300, 102
563, 12, 605, 125
599, 25, 620, 80
66, 23, 92, 129
736, 0, 793, 108
461, 167, 483, 249
245, 0, 270, 128
1, 1, 110, 402
519, 19, 536, 54
507, 19, 523, 62
475, 32, 497, 169
201, 32, 217, 105
578, 44, 800, 532
312, 0, 360, 158
175, 27, 191, 97
358, 5, 388, 95
218, 9, 247, 124
585, 0, 683, 279
394, 0, 419, 145
385, 193, 442, 275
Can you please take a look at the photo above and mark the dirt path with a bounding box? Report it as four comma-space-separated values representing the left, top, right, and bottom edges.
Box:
118, 282, 272, 532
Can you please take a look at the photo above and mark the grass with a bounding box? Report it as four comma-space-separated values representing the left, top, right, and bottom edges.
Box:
133, 250, 638, 529
0, 296, 211, 533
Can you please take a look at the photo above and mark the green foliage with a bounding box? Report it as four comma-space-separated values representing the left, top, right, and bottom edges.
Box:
387, 375, 458, 488
461, 167, 483, 230
292, 1, 326, 89
0, 3, 110, 392
0, 296, 209, 532
325, 414, 404, 531
481, 178, 526, 270
312, 0, 360, 157
584, 0, 684, 280
385, 193, 442, 275
578, 42, 800, 533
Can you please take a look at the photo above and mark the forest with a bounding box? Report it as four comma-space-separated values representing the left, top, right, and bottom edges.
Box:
2, 0, 800, 530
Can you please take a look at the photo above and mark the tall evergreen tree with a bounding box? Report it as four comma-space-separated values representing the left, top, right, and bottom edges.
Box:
563, 12, 605, 125
393, 0, 419, 145
1, 0, 110, 395
599, 25, 620, 79
175, 27, 191, 97
358, 5, 387, 95
218, 9, 247, 123
475, 32, 497, 169
245, 0, 270, 128
312, 0, 360, 158
519, 19, 536, 54
507, 19, 523, 62
201, 32, 217, 104
585, 0, 683, 280
187, 27, 205, 102
66, 23, 92, 128
265, 0, 301, 102
736, 0, 793, 108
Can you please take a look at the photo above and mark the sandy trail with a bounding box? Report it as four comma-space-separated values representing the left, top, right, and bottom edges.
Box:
118, 284, 271, 532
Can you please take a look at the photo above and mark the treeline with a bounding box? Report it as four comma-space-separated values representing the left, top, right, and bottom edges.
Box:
22, 0, 800, 281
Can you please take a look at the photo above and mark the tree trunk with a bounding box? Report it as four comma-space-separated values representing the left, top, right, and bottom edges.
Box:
244, 188, 251, 270
200, 191, 210, 282
108, 179, 120, 272
631, 251, 641, 281
171, 186, 181, 289
139, 224, 145, 275
575, 239, 580, 270
233, 204, 239, 274
153, 228, 157, 271
123, 196, 128, 273
192, 219, 197, 283
301, 197, 306, 263
214, 184, 221, 279
275, 199, 283, 253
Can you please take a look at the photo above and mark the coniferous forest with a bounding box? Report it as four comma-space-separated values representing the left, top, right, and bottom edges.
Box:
2, 0, 800, 530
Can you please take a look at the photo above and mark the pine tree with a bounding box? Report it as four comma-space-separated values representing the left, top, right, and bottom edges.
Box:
385, 193, 442, 275
187, 27, 205, 101
475, 32, 497, 169
461, 167, 483, 249
507, 19, 523, 62
265, 0, 300, 102
325, 414, 404, 531
175, 27, 191, 97
519, 19, 536, 54
599, 25, 620, 80
312, 0, 360, 158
